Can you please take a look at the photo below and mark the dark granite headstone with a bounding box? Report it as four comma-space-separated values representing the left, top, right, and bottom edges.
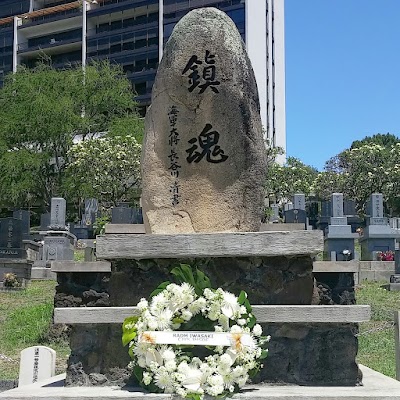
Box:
83, 198, 99, 226
343, 200, 356, 216
40, 213, 51, 230
0, 218, 26, 258
284, 209, 306, 224
13, 210, 30, 240
132, 208, 143, 224
111, 207, 133, 224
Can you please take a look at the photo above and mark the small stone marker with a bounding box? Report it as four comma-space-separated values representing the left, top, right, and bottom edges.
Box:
293, 194, 305, 211
141, 7, 266, 233
18, 346, 56, 386
49, 198, 66, 230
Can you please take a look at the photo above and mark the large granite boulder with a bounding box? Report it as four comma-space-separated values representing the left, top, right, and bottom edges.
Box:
141, 7, 267, 233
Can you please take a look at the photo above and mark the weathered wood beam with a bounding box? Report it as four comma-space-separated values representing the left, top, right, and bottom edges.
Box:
96, 231, 323, 260
54, 305, 370, 324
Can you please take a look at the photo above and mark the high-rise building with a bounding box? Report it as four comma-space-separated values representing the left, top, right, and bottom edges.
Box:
0, 0, 285, 157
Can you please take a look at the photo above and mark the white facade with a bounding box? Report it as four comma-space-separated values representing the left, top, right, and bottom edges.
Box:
246, 0, 286, 163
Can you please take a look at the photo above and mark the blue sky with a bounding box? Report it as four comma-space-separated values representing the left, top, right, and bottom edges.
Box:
285, 0, 400, 171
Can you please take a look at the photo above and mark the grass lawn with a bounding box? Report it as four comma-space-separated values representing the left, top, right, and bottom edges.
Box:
0, 279, 398, 381
0, 281, 70, 380
356, 281, 400, 378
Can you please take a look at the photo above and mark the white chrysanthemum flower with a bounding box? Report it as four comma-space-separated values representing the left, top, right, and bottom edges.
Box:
189, 297, 206, 315
221, 292, 241, 319
203, 288, 215, 300
240, 306, 247, 314
160, 346, 175, 361
152, 308, 173, 330
214, 325, 223, 332
154, 369, 174, 390
252, 324, 262, 337
147, 317, 158, 330
137, 298, 148, 311
207, 373, 224, 387
207, 384, 224, 397
237, 318, 247, 326
219, 353, 235, 368
165, 360, 177, 372
232, 366, 245, 378
176, 387, 187, 398
230, 325, 243, 334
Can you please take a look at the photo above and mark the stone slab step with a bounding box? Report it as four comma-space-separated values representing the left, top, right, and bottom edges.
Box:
50, 261, 111, 273
54, 305, 371, 324
96, 231, 324, 260
1, 366, 400, 399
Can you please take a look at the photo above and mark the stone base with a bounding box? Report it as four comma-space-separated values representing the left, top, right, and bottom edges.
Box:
382, 283, 400, 291
0, 259, 32, 285
54, 256, 360, 387
2, 365, 400, 399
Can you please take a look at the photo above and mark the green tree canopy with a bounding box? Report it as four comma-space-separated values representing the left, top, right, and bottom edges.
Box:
265, 156, 318, 203
0, 61, 141, 211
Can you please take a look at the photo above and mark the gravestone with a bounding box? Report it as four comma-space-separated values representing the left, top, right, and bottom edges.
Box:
18, 346, 56, 386
111, 206, 133, 224
40, 213, 51, 231
293, 193, 306, 211
284, 194, 306, 226
324, 193, 357, 261
270, 204, 280, 223
13, 210, 30, 240
0, 218, 26, 258
360, 193, 397, 260
43, 237, 74, 261
83, 198, 99, 226
49, 198, 66, 231
141, 7, 266, 233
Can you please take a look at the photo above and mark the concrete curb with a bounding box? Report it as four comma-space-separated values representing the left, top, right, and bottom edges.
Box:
2, 366, 400, 399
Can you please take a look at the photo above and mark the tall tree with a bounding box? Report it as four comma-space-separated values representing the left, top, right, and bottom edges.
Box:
0, 61, 140, 210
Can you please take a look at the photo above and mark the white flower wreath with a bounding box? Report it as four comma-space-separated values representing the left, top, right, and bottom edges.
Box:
122, 267, 270, 400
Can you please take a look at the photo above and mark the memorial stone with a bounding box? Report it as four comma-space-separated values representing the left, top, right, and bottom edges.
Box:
324, 193, 357, 261
13, 210, 30, 240
40, 213, 51, 231
49, 198, 66, 230
0, 218, 26, 258
83, 198, 99, 226
360, 193, 397, 260
270, 204, 280, 223
293, 194, 306, 211
18, 346, 56, 386
43, 236, 74, 261
141, 8, 266, 233
111, 206, 133, 224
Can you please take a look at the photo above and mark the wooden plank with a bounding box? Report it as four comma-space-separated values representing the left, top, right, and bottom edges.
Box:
104, 224, 146, 234
313, 261, 360, 273
50, 261, 111, 273
54, 305, 370, 324
96, 231, 323, 260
